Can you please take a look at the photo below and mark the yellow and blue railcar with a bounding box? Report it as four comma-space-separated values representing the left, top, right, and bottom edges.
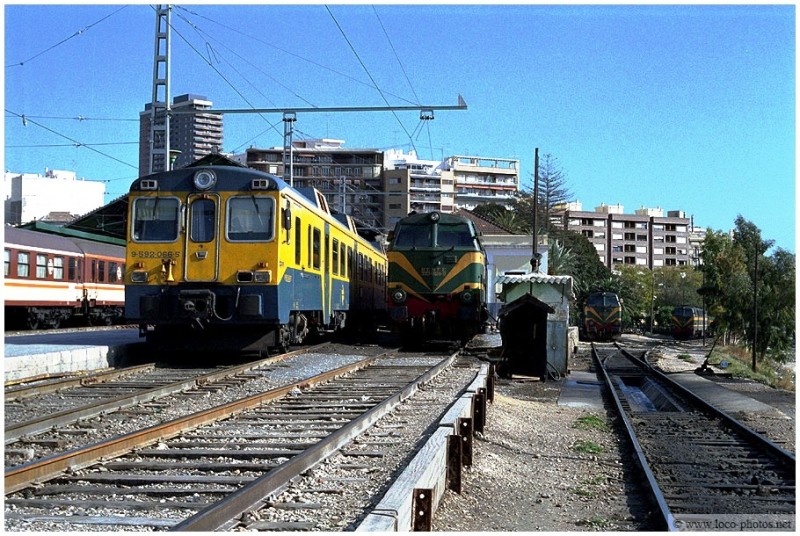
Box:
582, 291, 622, 341
124, 164, 386, 355
386, 211, 487, 342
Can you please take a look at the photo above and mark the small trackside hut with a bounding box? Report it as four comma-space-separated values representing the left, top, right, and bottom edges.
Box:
496, 273, 575, 379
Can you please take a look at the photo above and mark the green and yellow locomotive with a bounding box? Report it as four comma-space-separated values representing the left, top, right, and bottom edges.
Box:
581, 291, 623, 341
386, 211, 487, 342
124, 163, 386, 355
671, 306, 710, 339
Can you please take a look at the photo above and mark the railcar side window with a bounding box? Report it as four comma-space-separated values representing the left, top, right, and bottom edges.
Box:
340, 243, 346, 275
4, 249, 9, 277
227, 197, 274, 242
132, 197, 180, 242
17, 252, 29, 277
53, 257, 64, 280
312, 228, 321, 270
98, 261, 106, 282
109, 262, 118, 283
190, 199, 216, 243
294, 218, 302, 265
36, 254, 47, 278
332, 239, 340, 275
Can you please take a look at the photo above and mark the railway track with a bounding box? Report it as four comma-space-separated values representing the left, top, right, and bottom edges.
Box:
3, 343, 354, 466
4, 347, 489, 531
594, 344, 795, 531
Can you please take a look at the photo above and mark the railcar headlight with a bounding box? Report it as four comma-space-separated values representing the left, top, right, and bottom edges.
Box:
460, 290, 474, 303
429, 211, 440, 222
391, 288, 407, 304
254, 270, 272, 283
193, 170, 217, 191
131, 270, 149, 283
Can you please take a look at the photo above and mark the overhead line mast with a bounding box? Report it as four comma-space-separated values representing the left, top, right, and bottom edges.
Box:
148, 5, 172, 174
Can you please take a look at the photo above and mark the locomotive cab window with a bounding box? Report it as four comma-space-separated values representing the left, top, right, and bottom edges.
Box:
227, 197, 274, 242
132, 197, 180, 242
393, 225, 432, 248
437, 222, 474, 248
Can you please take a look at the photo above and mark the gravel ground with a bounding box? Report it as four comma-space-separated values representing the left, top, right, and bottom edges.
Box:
433, 342, 651, 531
433, 335, 795, 531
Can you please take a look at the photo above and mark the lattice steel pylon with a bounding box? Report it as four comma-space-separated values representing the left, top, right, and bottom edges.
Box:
148, 5, 172, 174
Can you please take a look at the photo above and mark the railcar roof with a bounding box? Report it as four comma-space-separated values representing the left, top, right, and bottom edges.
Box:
4, 226, 124, 257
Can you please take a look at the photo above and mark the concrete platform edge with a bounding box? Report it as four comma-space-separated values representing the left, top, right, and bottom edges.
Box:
4, 343, 144, 383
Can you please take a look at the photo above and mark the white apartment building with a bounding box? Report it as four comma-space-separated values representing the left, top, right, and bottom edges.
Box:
4, 169, 105, 225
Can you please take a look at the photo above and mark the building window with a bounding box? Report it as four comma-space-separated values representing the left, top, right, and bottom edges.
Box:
624, 232, 635, 241
582, 229, 594, 238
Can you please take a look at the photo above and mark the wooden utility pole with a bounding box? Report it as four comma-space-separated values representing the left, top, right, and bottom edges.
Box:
531, 148, 540, 272
752, 247, 758, 371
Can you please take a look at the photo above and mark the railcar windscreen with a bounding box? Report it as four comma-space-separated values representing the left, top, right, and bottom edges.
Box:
132, 197, 180, 242
227, 197, 274, 242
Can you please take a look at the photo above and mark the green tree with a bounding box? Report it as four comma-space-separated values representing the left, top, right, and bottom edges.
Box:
548, 239, 575, 276
549, 228, 612, 302
701, 216, 795, 368
509, 152, 573, 236
536, 153, 573, 233
471, 203, 509, 223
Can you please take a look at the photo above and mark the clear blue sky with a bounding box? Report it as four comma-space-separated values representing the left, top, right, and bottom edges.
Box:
3, 3, 795, 252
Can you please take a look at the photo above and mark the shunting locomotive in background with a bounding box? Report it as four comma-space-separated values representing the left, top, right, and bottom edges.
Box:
581, 291, 622, 341
124, 164, 387, 355
671, 306, 711, 339
4, 226, 125, 329
386, 211, 488, 342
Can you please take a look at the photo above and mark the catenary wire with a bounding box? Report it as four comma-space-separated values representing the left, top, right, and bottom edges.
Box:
174, 6, 418, 106
5, 5, 129, 68
5, 109, 138, 170
324, 5, 416, 152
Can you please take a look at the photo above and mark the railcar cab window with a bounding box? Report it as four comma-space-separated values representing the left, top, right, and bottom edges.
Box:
227, 197, 274, 242
132, 197, 180, 242
190, 199, 216, 243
